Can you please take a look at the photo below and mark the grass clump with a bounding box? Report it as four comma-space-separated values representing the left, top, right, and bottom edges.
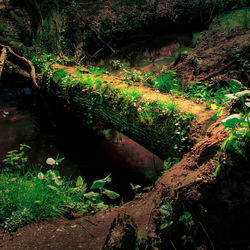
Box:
88, 67, 107, 74
0, 145, 119, 232
154, 70, 180, 93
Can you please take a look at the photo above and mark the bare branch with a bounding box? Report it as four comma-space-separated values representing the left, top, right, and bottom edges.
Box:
0, 47, 7, 79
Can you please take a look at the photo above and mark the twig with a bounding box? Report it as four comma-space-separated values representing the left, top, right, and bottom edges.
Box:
77, 222, 95, 238
91, 27, 115, 54
170, 240, 177, 250
0, 44, 39, 88
85, 218, 98, 226
199, 221, 214, 250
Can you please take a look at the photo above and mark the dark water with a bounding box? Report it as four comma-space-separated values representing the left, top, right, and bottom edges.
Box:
0, 86, 163, 200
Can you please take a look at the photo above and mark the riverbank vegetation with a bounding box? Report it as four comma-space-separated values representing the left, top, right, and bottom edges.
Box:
0, 144, 119, 232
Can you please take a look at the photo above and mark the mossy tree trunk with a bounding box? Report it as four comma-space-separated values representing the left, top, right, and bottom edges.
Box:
2, 0, 62, 53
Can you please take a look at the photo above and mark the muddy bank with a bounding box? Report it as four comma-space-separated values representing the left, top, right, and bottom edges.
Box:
2, 116, 249, 249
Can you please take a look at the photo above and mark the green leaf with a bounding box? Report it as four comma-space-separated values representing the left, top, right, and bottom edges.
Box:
228, 79, 243, 93
210, 104, 219, 110
130, 183, 141, 190
90, 179, 106, 190
96, 202, 109, 210
222, 114, 242, 130
76, 176, 84, 187
104, 189, 120, 199
225, 93, 238, 100
159, 204, 172, 217
160, 220, 173, 230
84, 192, 100, 200
47, 185, 58, 191
235, 90, 250, 98
90, 174, 112, 190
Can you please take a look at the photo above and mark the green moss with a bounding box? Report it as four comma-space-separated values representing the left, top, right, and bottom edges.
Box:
209, 7, 249, 32
40, 63, 194, 159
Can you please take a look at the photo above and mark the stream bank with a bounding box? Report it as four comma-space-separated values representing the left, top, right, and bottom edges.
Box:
0, 81, 164, 202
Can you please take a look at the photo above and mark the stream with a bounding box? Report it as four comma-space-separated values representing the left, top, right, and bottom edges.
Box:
0, 33, 194, 200
0, 84, 163, 201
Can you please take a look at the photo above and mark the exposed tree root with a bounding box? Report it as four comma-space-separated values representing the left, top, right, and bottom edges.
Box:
0, 44, 39, 88
0, 47, 7, 79
5, 60, 30, 79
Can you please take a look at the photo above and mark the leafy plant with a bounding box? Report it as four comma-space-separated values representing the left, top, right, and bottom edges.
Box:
179, 211, 195, 230
89, 67, 107, 74
154, 71, 180, 93
210, 104, 223, 120
0, 147, 120, 232
221, 79, 250, 157
179, 211, 195, 245
162, 157, 180, 172
209, 7, 250, 33
110, 59, 123, 70
2, 144, 31, 172
186, 81, 230, 104
121, 68, 156, 85
159, 201, 174, 230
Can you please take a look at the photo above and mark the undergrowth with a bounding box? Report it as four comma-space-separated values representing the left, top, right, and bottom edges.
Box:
0, 145, 119, 232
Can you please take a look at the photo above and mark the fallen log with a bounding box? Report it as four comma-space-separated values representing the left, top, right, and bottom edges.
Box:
42, 63, 216, 159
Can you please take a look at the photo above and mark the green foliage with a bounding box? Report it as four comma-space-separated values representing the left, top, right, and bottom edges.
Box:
154, 71, 180, 93
0, 146, 119, 232
88, 67, 107, 74
110, 59, 123, 70
162, 157, 180, 172
192, 32, 202, 46
2, 144, 31, 172
221, 79, 250, 158
209, 7, 249, 33
179, 211, 195, 230
210, 104, 223, 120
186, 81, 230, 104
159, 201, 174, 230
179, 211, 195, 244
122, 68, 156, 85
29, 53, 58, 74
